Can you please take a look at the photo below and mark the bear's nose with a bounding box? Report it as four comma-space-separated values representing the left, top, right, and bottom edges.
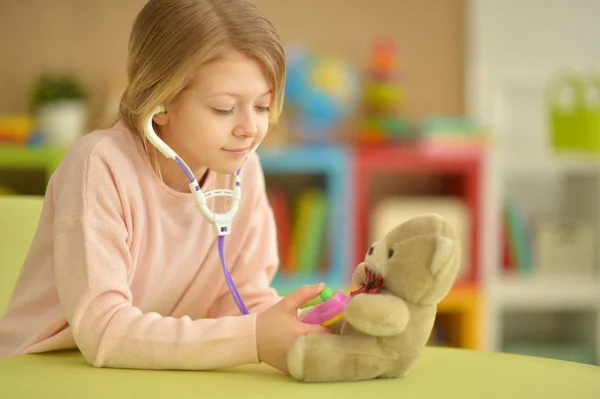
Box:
351, 266, 385, 296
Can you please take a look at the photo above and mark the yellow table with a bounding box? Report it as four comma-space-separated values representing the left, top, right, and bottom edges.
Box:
0, 347, 598, 397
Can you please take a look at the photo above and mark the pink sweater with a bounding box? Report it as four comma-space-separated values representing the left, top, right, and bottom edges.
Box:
0, 122, 283, 369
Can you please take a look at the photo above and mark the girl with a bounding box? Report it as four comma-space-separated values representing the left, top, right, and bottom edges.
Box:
0, 0, 329, 375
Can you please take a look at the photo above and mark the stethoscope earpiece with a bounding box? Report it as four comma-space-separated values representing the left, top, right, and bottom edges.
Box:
156, 104, 167, 114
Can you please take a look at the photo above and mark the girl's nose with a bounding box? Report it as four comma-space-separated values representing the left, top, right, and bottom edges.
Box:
233, 113, 257, 138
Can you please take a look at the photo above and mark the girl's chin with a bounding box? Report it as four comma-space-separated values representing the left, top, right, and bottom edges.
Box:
207, 158, 247, 175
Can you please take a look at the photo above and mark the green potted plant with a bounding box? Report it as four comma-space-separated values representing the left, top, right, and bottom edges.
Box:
29, 73, 88, 147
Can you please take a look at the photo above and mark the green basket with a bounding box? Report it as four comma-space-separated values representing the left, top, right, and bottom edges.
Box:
547, 69, 600, 153
581, 72, 600, 151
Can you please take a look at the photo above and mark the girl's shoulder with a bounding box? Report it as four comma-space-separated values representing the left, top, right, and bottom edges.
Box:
60, 122, 144, 171
48, 122, 152, 218
45, 121, 159, 225
52, 121, 150, 185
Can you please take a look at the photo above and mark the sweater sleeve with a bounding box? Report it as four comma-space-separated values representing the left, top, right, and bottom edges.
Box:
51, 145, 260, 370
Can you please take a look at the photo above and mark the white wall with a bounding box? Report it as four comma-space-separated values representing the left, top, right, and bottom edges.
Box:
467, 0, 600, 135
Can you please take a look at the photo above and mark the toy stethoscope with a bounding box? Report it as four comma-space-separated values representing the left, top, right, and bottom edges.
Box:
144, 104, 252, 315
143, 104, 357, 323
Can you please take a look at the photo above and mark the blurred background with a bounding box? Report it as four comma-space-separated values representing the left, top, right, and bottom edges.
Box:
1, 0, 600, 366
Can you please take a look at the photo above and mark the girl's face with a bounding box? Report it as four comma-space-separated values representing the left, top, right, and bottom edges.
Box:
153, 48, 273, 176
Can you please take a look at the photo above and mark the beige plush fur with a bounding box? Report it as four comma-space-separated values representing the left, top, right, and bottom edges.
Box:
287, 214, 461, 382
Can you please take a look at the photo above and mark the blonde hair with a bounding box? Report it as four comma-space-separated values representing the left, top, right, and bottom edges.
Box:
119, 0, 286, 171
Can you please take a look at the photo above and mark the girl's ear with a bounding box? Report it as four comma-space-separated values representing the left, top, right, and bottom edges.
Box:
152, 105, 168, 125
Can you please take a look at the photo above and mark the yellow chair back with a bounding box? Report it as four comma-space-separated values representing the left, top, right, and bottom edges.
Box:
0, 195, 44, 313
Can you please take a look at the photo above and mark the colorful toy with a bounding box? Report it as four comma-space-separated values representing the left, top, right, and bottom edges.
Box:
284, 45, 360, 143
288, 214, 461, 382
301, 288, 350, 327
302, 269, 387, 327
359, 37, 409, 145
0, 115, 34, 144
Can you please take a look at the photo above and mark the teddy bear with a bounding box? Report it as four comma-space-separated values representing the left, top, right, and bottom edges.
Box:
287, 213, 461, 382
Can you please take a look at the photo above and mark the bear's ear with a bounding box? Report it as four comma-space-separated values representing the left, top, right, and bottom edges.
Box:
430, 236, 456, 278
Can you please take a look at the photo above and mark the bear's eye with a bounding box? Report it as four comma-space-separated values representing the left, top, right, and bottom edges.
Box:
368, 246, 374, 255
388, 249, 394, 258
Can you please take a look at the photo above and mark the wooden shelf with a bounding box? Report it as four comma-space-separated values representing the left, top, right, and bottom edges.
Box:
490, 275, 600, 310
0, 143, 64, 183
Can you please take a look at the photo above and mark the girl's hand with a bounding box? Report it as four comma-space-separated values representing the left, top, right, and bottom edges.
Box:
256, 284, 330, 374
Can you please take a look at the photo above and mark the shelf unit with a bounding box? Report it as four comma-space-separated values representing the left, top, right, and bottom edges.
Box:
476, 72, 600, 365
487, 153, 600, 366
490, 275, 600, 311
466, 0, 600, 365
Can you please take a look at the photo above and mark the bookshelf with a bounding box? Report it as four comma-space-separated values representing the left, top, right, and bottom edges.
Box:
465, 0, 600, 365
488, 153, 600, 366
476, 69, 600, 365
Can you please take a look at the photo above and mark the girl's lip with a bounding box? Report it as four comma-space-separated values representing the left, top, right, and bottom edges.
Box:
222, 147, 249, 153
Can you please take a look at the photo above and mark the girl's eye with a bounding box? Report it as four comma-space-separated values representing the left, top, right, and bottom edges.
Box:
255, 105, 270, 113
213, 107, 234, 115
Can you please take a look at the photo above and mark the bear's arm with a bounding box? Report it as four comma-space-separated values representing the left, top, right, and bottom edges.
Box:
343, 294, 410, 337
